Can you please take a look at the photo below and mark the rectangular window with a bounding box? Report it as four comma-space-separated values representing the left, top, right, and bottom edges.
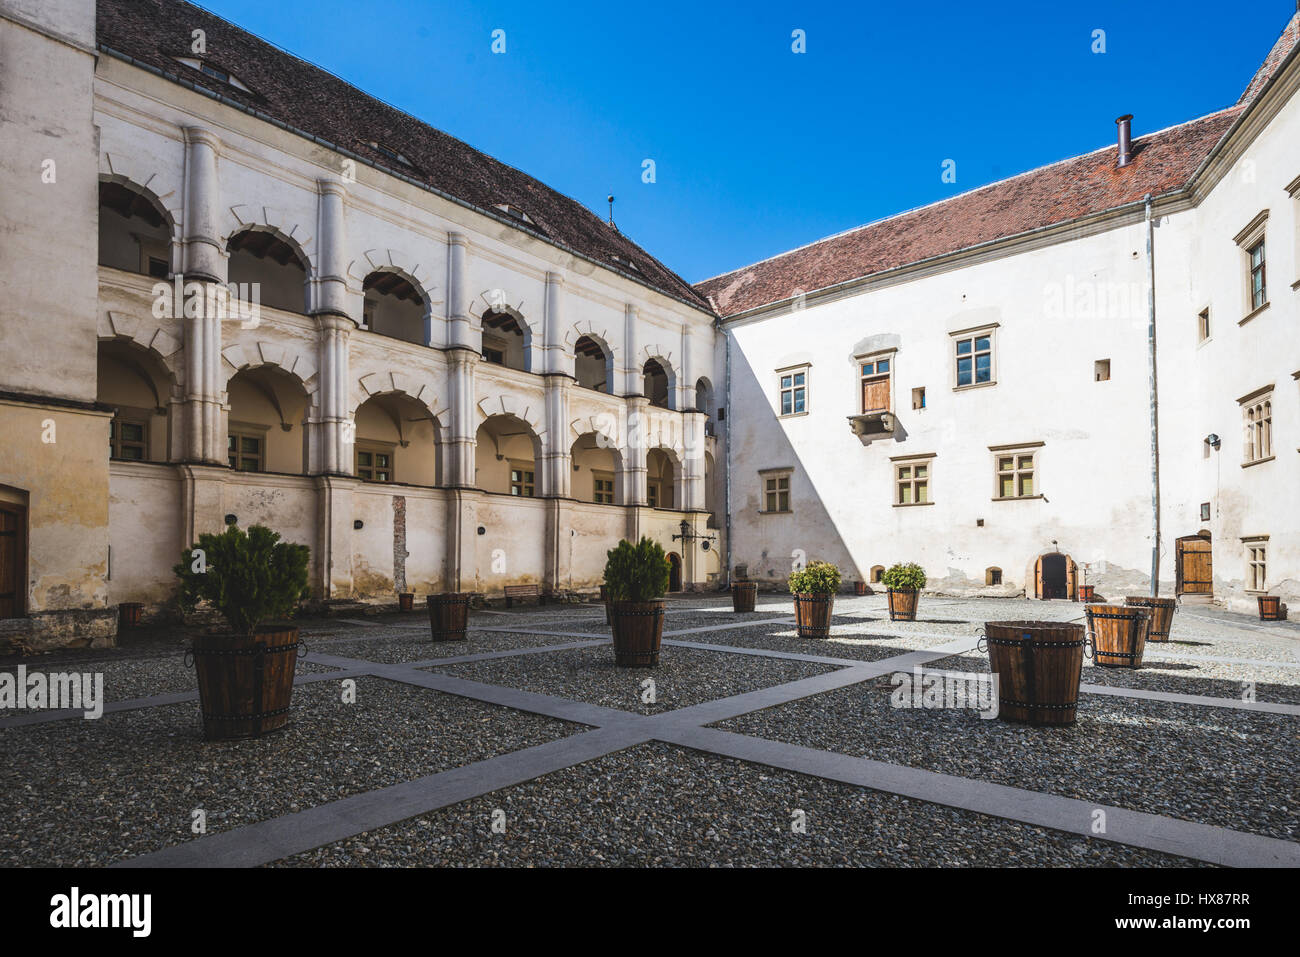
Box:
762, 473, 790, 513
510, 466, 535, 497
954, 331, 993, 388
109, 416, 149, 461
1198, 308, 1211, 342
593, 474, 615, 505
1245, 541, 1267, 592
1248, 239, 1267, 311
228, 432, 263, 472
894, 459, 931, 506
1095, 359, 1111, 382
1242, 393, 1273, 464
356, 449, 393, 483
147, 257, 169, 279
859, 356, 892, 413
778, 369, 807, 416
911, 387, 926, 410
993, 449, 1038, 499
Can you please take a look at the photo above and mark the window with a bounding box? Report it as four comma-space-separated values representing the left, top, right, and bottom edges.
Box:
991, 444, 1042, 499
510, 465, 535, 497
482, 334, 506, 366
356, 448, 393, 483
109, 416, 149, 461
1200, 502, 1211, 522
893, 456, 933, 506
593, 473, 615, 505
1245, 539, 1267, 592
777, 368, 807, 416
495, 204, 534, 225
952, 327, 995, 388
1248, 239, 1267, 311
986, 567, 1002, 586
858, 355, 892, 413
870, 565, 885, 583
911, 387, 926, 410
147, 256, 169, 279
228, 432, 263, 472
761, 472, 791, 513
1240, 387, 1273, 465
1198, 308, 1211, 342
1095, 359, 1111, 382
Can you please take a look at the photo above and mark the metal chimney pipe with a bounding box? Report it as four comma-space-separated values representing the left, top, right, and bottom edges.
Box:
1116, 114, 1134, 168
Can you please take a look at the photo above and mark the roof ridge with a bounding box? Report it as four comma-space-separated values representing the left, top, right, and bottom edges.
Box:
694, 105, 1244, 287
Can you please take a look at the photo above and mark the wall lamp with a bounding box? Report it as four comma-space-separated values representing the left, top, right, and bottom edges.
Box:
1206, 433, 1221, 449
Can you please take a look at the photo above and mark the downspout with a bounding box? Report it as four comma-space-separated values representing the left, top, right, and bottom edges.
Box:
721, 316, 733, 589
1145, 194, 1161, 597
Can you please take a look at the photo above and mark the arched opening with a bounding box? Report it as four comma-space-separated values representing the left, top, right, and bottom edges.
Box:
97, 339, 174, 463
0, 485, 29, 619
574, 335, 612, 392
667, 552, 683, 593
363, 270, 426, 345
646, 448, 677, 509
98, 180, 172, 277
1032, 552, 1077, 600
475, 414, 541, 495
352, 393, 440, 486
226, 227, 309, 314
695, 376, 714, 418
570, 432, 622, 504
704, 450, 717, 526
985, 566, 1003, 586
226, 366, 310, 474
643, 359, 672, 409
481, 309, 530, 372
870, 565, 885, 583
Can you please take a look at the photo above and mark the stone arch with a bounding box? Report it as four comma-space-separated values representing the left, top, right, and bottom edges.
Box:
351, 371, 448, 430
224, 206, 317, 274
1027, 549, 1077, 601
639, 345, 678, 410
569, 414, 621, 452
347, 251, 439, 327
475, 394, 545, 444
98, 158, 183, 243
98, 311, 183, 385
471, 291, 540, 372
221, 341, 319, 403
564, 321, 619, 389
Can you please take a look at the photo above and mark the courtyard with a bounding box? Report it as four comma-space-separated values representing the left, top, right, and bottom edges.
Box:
1, 594, 1296, 868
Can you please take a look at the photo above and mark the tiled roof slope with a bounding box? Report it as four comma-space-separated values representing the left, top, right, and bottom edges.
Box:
698, 12, 1300, 318
96, 0, 711, 312
696, 109, 1242, 317
1239, 10, 1300, 103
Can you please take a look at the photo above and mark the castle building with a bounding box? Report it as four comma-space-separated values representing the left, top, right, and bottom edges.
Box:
1, 0, 1296, 649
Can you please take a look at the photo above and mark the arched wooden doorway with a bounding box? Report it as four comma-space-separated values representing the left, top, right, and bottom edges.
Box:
1033, 552, 1077, 600
667, 552, 682, 592
1175, 533, 1213, 597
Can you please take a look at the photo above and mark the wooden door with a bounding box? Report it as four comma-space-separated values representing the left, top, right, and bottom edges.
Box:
1034, 557, 1044, 599
0, 504, 26, 619
1066, 558, 1077, 601
861, 376, 890, 413
668, 553, 682, 592
1177, 537, 1213, 595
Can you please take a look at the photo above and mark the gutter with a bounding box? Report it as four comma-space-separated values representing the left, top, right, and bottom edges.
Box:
1145, 194, 1161, 597
721, 315, 733, 588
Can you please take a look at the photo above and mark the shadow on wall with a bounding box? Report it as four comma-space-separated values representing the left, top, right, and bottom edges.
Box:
728, 344, 860, 586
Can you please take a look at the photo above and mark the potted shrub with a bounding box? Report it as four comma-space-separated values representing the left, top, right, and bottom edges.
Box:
174, 524, 310, 740
788, 560, 841, 638
604, 537, 670, 667
883, 562, 926, 621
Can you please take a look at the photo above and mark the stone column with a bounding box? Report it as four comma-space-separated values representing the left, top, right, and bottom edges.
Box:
445, 232, 472, 351
679, 410, 707, 512
622, 303, 640, 397
315, 179, 349, 319
311, 314, 353, 475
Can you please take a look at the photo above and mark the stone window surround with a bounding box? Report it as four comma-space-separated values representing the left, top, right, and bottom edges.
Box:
949, 322, 999, 392
890, 452, 935, 507
758, 467, 793, 514
854, 346, 897, 415
989, 441, 1044, 501
356, 440, 396, 483
1237, 383, 1274, 468
1241, 534, 1268, 594
775, 363, 810, 418
1233, 209, 1269, 323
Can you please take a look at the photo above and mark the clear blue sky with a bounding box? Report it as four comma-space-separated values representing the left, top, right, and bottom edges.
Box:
195, 0, 1295, 283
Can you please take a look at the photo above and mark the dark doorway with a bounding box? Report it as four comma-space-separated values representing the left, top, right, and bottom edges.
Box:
0, 503, 27, 619
667, 552, 682, 592
1040, 553, 1067, 600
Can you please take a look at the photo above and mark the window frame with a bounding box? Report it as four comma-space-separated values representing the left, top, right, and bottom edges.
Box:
950, 324, 998, 391
109, 411, 151, 462
855, 349, 895, 414
990, 442, 1044, 501
776, 364, 809, 418
891, 454, 935, 507
1238, 385, 1274, 467
759, 469, 792, 514
355, 443, 396, 483
1233, 210, 1270, 322
227, 426, 266, 473
509, 461, 536, 497
592, 471, 616, 505
1242, 537, 1268, 593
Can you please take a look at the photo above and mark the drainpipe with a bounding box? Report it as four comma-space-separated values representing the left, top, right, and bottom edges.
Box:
722, 317, 733, 589
1145, 194, 1161, 597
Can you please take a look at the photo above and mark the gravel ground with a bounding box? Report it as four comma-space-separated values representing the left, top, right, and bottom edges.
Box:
0, 655, 336, 717
667, 621, 967, 663
0, 677, 581, 867
273, 742, 1205, 867
426, 644, 839, 714
716, 677, 1299, 842
305, 625, 604, 665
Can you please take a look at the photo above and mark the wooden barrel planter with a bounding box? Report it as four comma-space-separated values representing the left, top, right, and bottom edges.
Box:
1078, 585, 1095, 602
427, 593, 471, 642
732, 581, 757, 613
190, 625, 301, 740
1085, 603, 1150, 669
1124, 596, 1176, 642
854, 580, 868, 596
118, 602, 143, 628
1258, 595, 1282, 621
398, 592, 414, 612
793, 593, 834, 638
609, 600, 664, 667
599, 584, 610, 624
887, 587, 919, 622
982, 621, 1085, 726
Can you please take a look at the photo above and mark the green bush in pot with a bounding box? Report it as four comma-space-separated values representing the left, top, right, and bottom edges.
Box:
788, 560, 841, 638
603, 537, 671, 666
881, 562, 927, 591
788, 560, 842, 596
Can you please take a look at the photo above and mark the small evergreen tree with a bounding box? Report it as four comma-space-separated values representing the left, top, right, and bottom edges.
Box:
603, 537, 671, 602
174, 524, 311, 637
788, 560, 842, 595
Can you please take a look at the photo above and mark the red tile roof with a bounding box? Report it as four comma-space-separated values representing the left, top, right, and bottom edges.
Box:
696, 109, 1242, 317
1239, 11, 1300, 103
96, 0, 712, 312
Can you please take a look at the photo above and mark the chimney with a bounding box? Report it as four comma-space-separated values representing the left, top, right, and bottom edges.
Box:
1116, 114, 1134, 168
